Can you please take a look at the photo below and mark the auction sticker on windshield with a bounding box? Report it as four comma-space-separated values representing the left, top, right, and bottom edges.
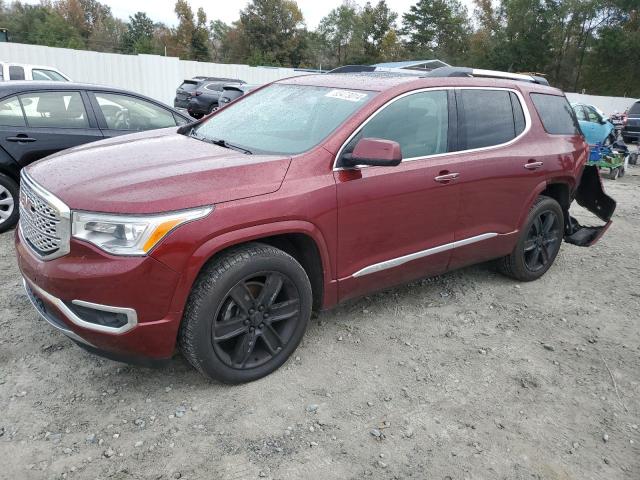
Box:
325, 89, 368, 102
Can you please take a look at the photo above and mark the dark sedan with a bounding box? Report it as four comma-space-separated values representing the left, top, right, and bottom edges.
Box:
0, 81, 190, 232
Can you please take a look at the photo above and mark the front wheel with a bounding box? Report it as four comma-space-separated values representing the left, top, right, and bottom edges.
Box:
0, 173, 19, 233
498, 196, 564, 282
179, 243, 312, 383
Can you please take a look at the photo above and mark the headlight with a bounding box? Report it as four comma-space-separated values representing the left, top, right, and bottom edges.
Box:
71, 206, 213, 255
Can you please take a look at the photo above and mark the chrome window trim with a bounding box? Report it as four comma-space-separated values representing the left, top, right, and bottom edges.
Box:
333, 86, 532, 171
19, 170, 71, 260
352, 232, 499, 278
24, 277, 138, 335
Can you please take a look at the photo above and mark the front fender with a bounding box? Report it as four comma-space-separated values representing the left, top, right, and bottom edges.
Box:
163, 220, 336, 318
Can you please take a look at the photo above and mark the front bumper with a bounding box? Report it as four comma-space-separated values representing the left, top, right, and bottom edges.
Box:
16, 229, 183, 361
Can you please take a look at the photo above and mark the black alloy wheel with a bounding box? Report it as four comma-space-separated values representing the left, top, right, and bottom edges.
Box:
212, 271, 301, 369
179, 243, 312, 383
497, 195, 564, 281
523, 209, 561, 273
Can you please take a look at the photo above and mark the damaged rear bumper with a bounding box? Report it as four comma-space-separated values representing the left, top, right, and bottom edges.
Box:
564, 165, 616, 247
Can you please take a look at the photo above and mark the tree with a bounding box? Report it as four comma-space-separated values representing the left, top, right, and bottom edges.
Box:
317, 1, 362, 66
239, 0, 307, 66
191, 7, 211, 61
401, 0, 471, 63
209, 19, 230, 61
121, 12, 156, 54
173, 0, 196, 58
361, 0, 397, 60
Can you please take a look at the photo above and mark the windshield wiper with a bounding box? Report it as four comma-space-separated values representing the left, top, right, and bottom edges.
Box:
188, 129, 252, 155
210, 138, 253, 155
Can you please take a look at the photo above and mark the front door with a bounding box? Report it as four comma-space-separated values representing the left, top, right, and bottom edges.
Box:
335, 89, 460, 301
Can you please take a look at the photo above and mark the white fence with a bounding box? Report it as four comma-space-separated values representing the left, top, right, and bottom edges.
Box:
565, 93, 636, 116
1, 42, 637, 113
0, 42, 307, 105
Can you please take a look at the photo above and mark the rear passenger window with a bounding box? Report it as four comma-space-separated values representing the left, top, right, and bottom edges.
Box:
346, 90, 449, 159
530, 93, 580, 135
0, 96, 26, 126
20, 91, 89, 128
458, 89, 520, 149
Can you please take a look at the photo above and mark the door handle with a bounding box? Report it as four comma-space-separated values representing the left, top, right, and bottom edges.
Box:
434, 172, 460, 183
6, 135, 36, 143
524, 160, 544, 170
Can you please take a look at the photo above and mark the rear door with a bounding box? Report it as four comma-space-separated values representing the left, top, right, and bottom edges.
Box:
89, 91, 181, 138
0, 90, 102, 167
448, 88, 543, 269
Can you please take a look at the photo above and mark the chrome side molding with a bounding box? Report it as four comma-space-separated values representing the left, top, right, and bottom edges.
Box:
352, 232, 499, 278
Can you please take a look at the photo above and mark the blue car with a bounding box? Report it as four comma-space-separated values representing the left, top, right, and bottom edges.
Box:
572, 103, 616, 145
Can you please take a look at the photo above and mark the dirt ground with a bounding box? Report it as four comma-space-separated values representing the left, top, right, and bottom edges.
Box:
1, 167, 639, 480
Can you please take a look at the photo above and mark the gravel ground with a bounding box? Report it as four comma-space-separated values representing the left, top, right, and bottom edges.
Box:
1, 167, 639, 480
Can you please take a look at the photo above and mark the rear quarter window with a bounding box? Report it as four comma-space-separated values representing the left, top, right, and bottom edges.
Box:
629, 102, 640, 115
530, 93, 580, 135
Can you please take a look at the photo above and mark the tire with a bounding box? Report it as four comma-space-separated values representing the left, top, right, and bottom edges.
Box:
179, 243, 312, 383
0, 173, 19, 233
497, 196, 564, 282
609, 168, 619, 180
190, 113, 203, 120
207, 104, 217, 114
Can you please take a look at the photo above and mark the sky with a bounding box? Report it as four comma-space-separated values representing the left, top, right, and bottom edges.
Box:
22, 0, 477, 30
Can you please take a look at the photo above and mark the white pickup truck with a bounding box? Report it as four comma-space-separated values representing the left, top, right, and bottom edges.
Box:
0, 62, 71, 81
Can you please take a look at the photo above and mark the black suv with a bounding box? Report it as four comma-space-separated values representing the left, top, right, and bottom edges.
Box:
622, 100, 640, 144
174, 77, 244, 118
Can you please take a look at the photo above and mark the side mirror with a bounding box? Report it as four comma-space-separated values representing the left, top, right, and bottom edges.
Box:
341, 137, 402, 168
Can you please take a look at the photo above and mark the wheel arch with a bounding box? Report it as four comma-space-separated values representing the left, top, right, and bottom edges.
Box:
173, 221, 336, 317
516, 180, 573, 232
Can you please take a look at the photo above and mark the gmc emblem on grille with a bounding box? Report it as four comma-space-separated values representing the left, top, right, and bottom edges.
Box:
20, 191, 34, 212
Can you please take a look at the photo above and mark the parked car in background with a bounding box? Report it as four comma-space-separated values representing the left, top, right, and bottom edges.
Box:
15, 69, 615, 383
216, 84, 259, 109
1, 62, 70, 81
571, 102, 615, 145
174, 77, 244, 116
622, 101, 640, 144
0, 81, 190, 231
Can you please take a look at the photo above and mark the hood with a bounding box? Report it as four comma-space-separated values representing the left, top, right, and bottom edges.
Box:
26, 128, 291, 214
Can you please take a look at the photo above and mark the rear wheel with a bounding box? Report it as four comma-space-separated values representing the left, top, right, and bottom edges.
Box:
498, 196, 563, 282
179, 243, 312, 383
0, 174, 19, 233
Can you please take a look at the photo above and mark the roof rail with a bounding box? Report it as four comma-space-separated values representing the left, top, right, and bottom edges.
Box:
424, 67, 550, 86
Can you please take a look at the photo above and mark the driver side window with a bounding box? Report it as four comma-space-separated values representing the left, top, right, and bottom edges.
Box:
94, 92, 177, 131
344, 90, 449, 159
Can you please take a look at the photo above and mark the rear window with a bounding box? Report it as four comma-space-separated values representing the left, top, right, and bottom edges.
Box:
458, 89, 522, 150
179, 81, 198, 91
629, 102, 640, 115
9, 65, 25, 80
530, 93, 580, 135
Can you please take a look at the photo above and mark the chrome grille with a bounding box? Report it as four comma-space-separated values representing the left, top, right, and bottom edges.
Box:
19, 172, 70, 260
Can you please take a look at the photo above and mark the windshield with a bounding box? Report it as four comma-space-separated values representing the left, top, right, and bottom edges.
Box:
194, 84, 374, 155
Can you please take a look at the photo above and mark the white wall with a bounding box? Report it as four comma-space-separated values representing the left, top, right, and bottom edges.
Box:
0, 42, 308, 105
2, 42, 638, 114
565, 93, 637, 116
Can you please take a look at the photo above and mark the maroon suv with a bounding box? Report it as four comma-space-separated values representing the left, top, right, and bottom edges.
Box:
15, 69, 615, 383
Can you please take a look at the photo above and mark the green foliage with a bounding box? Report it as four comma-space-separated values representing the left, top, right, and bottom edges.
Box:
401, 0, 471, 63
